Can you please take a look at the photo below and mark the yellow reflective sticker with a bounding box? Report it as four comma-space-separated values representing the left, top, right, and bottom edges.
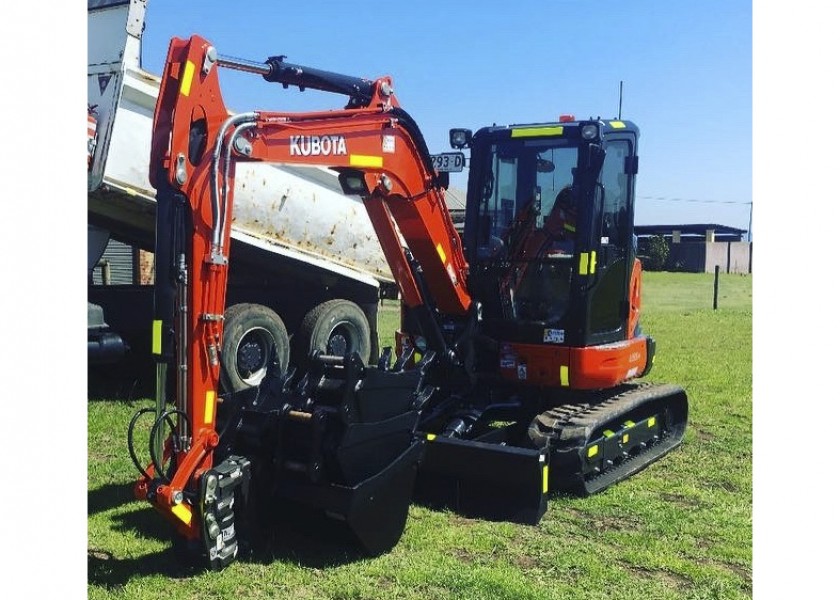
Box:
587, 445, 599, 458
436, 243, 447, 263
426, 433, 437, 441
204, 390, 216, 424
647, 417, 656, 427
603, 429, 615, 438
171, 502, 192, 525
624, 420, 635, 427
609, 121, 626, 129
152, 320, 162, 355
560, 365, 569, 387
349, 154, 383, 168
622, 434, 629, 444
180, 60, 196, 97
511, 126, 564, 138
590, 251, 597, 273
578, 253, 589, 275
542, 465, 549, 493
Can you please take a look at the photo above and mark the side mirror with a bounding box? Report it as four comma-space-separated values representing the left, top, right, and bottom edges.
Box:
449, 128, 473, 149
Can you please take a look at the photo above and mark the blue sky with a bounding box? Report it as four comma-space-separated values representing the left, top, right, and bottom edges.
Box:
139, 0, 753, 233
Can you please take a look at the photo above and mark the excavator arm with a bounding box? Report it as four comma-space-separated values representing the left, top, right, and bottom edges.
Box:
132, 34, 475, 568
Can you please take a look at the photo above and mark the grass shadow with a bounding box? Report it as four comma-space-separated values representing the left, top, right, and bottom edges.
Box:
88, 483, 135, 516
88, 546, 201, 590
90, 481, 371, 582
237, 503, 370, 568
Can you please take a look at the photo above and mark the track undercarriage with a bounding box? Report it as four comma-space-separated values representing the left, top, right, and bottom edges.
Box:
414, 376, 689, 520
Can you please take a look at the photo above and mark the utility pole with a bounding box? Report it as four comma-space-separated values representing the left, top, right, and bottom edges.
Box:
747, 201, 753, 242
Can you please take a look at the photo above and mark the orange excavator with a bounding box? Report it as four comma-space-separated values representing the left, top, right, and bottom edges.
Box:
128, 34, 688, 569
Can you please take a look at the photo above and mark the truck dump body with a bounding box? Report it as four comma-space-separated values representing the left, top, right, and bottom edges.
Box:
88, 1, 393, 286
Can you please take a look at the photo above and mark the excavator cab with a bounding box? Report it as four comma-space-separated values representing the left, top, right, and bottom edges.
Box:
463, 120, 638, 352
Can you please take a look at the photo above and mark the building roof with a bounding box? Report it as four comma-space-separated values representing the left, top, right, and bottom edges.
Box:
634, 224, 747, 238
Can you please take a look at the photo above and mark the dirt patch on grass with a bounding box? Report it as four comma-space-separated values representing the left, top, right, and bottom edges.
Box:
661, 492, 708, 509
566, 508, 644, 533
88, 548, 114, 561
693, 427, 715, 442
452, 548, 476, 564
727, 563, 752, 593
513, 553, 539, 569
623, 563, 692, 591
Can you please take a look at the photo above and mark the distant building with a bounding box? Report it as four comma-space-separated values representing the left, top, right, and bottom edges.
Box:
635, 224, 751, 274
442, 193, 752, 275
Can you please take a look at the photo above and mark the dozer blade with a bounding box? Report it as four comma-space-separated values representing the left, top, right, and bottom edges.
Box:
414, 435, 549, 525
529, 382, 689, 496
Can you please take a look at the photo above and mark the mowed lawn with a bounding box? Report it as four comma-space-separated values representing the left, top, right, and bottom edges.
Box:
88, 271, 752, 600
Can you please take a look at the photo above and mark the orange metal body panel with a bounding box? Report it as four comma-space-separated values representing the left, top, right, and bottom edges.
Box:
497, 336, 648, 390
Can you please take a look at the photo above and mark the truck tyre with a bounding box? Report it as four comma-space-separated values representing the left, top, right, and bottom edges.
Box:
221, 303, 290, 393
295, 299, 371, 365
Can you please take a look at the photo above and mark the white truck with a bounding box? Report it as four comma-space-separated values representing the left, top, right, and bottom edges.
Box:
88, 0, 397, 391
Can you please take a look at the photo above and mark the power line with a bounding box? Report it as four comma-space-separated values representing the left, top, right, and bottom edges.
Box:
637, 195, 751, 206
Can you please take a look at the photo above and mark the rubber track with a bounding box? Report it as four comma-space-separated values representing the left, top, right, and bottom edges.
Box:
528, 382, 688, 496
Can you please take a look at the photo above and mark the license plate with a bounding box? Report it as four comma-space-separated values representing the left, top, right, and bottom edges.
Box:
430, 152, 465, 172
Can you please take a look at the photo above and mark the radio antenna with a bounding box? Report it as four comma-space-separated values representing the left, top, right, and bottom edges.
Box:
618, 80, 624, 120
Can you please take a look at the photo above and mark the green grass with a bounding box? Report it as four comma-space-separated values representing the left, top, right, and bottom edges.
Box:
89, 272, 752, 599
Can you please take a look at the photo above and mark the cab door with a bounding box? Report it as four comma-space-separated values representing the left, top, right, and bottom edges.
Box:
586, 137, 636, 345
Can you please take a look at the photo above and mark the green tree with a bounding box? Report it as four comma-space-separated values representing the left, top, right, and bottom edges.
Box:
643, 235, 670, 271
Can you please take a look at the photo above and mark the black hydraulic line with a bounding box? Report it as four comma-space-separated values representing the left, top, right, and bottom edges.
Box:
148, 408, 191, 482
127, 407, 158, 480
403, 249, 451, 360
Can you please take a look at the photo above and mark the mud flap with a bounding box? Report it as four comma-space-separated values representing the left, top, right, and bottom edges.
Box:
413, 436, 549, 525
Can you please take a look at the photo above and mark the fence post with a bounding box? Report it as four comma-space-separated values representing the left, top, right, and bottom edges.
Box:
713, 265, 720, 310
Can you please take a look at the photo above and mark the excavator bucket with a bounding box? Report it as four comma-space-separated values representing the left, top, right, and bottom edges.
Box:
221, 351, 429, 556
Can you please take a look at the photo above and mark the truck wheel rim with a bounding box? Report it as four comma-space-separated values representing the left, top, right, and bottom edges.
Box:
236, 326, 273, 385
326, 322, 352, 356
